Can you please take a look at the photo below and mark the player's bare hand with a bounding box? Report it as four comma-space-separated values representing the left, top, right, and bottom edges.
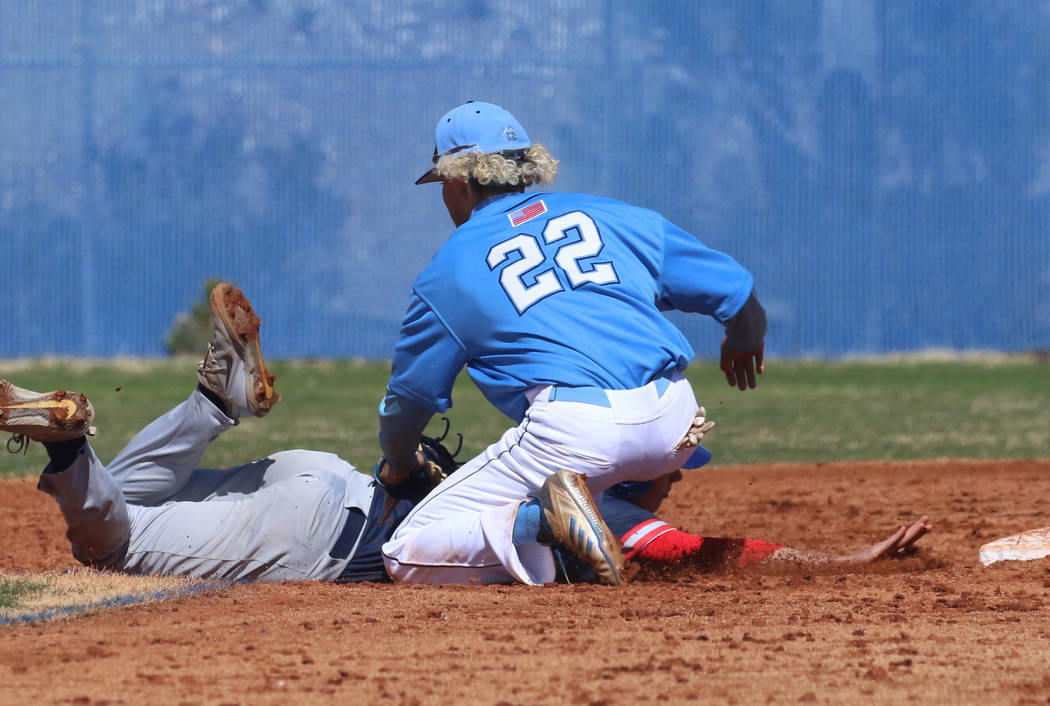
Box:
852, 516, 932, 562
895, 516, 932, 555
720, 339, 764, 390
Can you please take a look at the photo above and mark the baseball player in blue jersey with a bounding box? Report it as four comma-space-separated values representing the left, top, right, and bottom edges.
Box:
376, 101, 768, 586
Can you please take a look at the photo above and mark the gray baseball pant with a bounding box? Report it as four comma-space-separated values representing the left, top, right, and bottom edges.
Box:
37, 389, 376, 582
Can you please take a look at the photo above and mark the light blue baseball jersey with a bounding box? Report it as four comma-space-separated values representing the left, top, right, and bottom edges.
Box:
388, 192, 754, 422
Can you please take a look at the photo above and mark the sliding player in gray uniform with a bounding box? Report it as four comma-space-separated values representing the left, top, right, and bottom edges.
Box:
0, 284, 412, 582
376, 101, 767, 586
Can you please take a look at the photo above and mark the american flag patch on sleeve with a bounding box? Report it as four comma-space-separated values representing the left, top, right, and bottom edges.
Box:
508, 200, 548, 227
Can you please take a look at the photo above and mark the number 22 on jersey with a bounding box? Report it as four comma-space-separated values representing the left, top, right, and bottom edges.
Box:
485, 210, 619, 314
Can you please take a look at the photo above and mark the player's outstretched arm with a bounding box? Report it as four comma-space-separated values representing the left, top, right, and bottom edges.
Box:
761, 517, 932, 568
625, 517, 931, 575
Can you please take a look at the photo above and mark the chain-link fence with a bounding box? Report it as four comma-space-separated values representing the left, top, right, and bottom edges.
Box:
2, 1, 1047, 358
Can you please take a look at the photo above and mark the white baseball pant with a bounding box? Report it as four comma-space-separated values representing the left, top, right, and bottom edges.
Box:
381, 373, 700, 585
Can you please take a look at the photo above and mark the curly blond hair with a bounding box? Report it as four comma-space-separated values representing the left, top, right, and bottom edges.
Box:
433, 143, 558, 187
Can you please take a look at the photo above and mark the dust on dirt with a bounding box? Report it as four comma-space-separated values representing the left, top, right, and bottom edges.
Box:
2, 459, 1049, 705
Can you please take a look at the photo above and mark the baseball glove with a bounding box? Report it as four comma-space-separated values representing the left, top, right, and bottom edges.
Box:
372, 417, 463, 502
673, 406, 715, 451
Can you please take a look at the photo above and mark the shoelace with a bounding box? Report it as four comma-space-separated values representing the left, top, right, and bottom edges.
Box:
6, 433, 29, 455
198, 339, 235, 378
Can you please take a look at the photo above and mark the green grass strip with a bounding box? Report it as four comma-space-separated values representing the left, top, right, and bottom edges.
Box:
0, 577, 46, 608
1, 355, 1047, 478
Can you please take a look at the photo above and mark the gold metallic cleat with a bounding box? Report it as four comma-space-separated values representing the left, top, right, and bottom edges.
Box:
537, 469, 626, 586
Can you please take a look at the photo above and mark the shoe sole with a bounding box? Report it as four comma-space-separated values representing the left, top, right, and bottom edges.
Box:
0, 379, 95, 442
211, 284, 279, 415
540, 469, 626, 586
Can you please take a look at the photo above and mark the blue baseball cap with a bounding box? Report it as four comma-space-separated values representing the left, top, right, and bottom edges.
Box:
681, 444, 713, 469
416, 101, 532, 184
606, 445, 713, 500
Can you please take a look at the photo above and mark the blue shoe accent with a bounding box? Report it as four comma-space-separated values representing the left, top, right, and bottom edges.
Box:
512, 498, 544, 546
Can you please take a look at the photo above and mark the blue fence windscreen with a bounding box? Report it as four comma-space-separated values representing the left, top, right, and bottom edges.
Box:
2, 2, 1047, 359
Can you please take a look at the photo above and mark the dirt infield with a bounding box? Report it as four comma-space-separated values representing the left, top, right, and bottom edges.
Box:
2, 458, 1050, 705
